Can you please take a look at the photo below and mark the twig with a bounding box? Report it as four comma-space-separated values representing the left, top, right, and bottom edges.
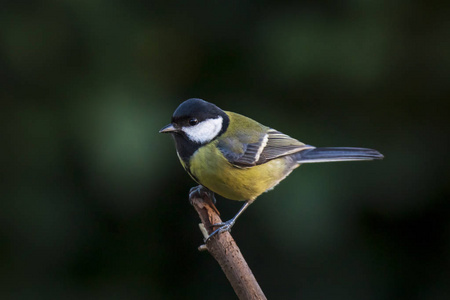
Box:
190, 193, 267, 300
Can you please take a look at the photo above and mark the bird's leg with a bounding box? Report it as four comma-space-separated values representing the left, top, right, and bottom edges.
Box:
189, 185, 216, 205
206, 200, 252, 242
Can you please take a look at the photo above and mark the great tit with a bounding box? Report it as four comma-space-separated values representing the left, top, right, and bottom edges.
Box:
160, 98, 383, 240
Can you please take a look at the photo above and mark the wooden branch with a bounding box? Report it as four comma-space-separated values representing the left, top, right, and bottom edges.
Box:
190, 193, 267, 300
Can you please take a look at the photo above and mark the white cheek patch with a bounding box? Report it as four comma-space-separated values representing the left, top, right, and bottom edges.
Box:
182, 116, 223, 144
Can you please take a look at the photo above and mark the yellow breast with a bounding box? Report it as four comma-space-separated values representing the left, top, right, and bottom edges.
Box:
189, 141, 298, 201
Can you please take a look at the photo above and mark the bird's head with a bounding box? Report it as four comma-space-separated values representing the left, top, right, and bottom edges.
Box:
160, 98, 229, 144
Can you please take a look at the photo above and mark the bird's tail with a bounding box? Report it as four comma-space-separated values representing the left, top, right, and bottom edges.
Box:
295, 147, 384, 163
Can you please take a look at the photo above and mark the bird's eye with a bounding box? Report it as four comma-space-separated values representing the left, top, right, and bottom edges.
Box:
189, 118, 198, 126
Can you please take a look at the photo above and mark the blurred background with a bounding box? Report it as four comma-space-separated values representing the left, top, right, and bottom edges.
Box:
1, 0, 449, 299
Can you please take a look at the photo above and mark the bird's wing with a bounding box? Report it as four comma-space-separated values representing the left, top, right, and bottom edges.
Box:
256, 129, 313, 164
218, 128, 313, 167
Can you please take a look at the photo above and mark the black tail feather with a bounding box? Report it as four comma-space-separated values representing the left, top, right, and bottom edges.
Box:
295, 147, 384, 163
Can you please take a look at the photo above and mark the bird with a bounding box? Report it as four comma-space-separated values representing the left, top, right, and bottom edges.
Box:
160, 98, 383, 240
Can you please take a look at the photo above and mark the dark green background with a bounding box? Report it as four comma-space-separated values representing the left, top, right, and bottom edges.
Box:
2, 1, 449, 299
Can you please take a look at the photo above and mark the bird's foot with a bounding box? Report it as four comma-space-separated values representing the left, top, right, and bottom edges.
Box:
205, 219, 235, 242
189, 185, 216, 205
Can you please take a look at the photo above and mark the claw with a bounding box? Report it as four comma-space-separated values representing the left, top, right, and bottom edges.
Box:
205, 219, 235, 242
189, 185, 216, 205
190, 192, 253, 243
203, 201, 252, 243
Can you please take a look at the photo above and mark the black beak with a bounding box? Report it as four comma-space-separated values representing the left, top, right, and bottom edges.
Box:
159, 124, 177, 133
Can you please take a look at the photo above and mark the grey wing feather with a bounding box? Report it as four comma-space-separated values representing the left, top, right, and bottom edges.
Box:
219, 129, 313, 167
218, 133, 268, 167
256, 129, 313, 164
234, 142, 265, 165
